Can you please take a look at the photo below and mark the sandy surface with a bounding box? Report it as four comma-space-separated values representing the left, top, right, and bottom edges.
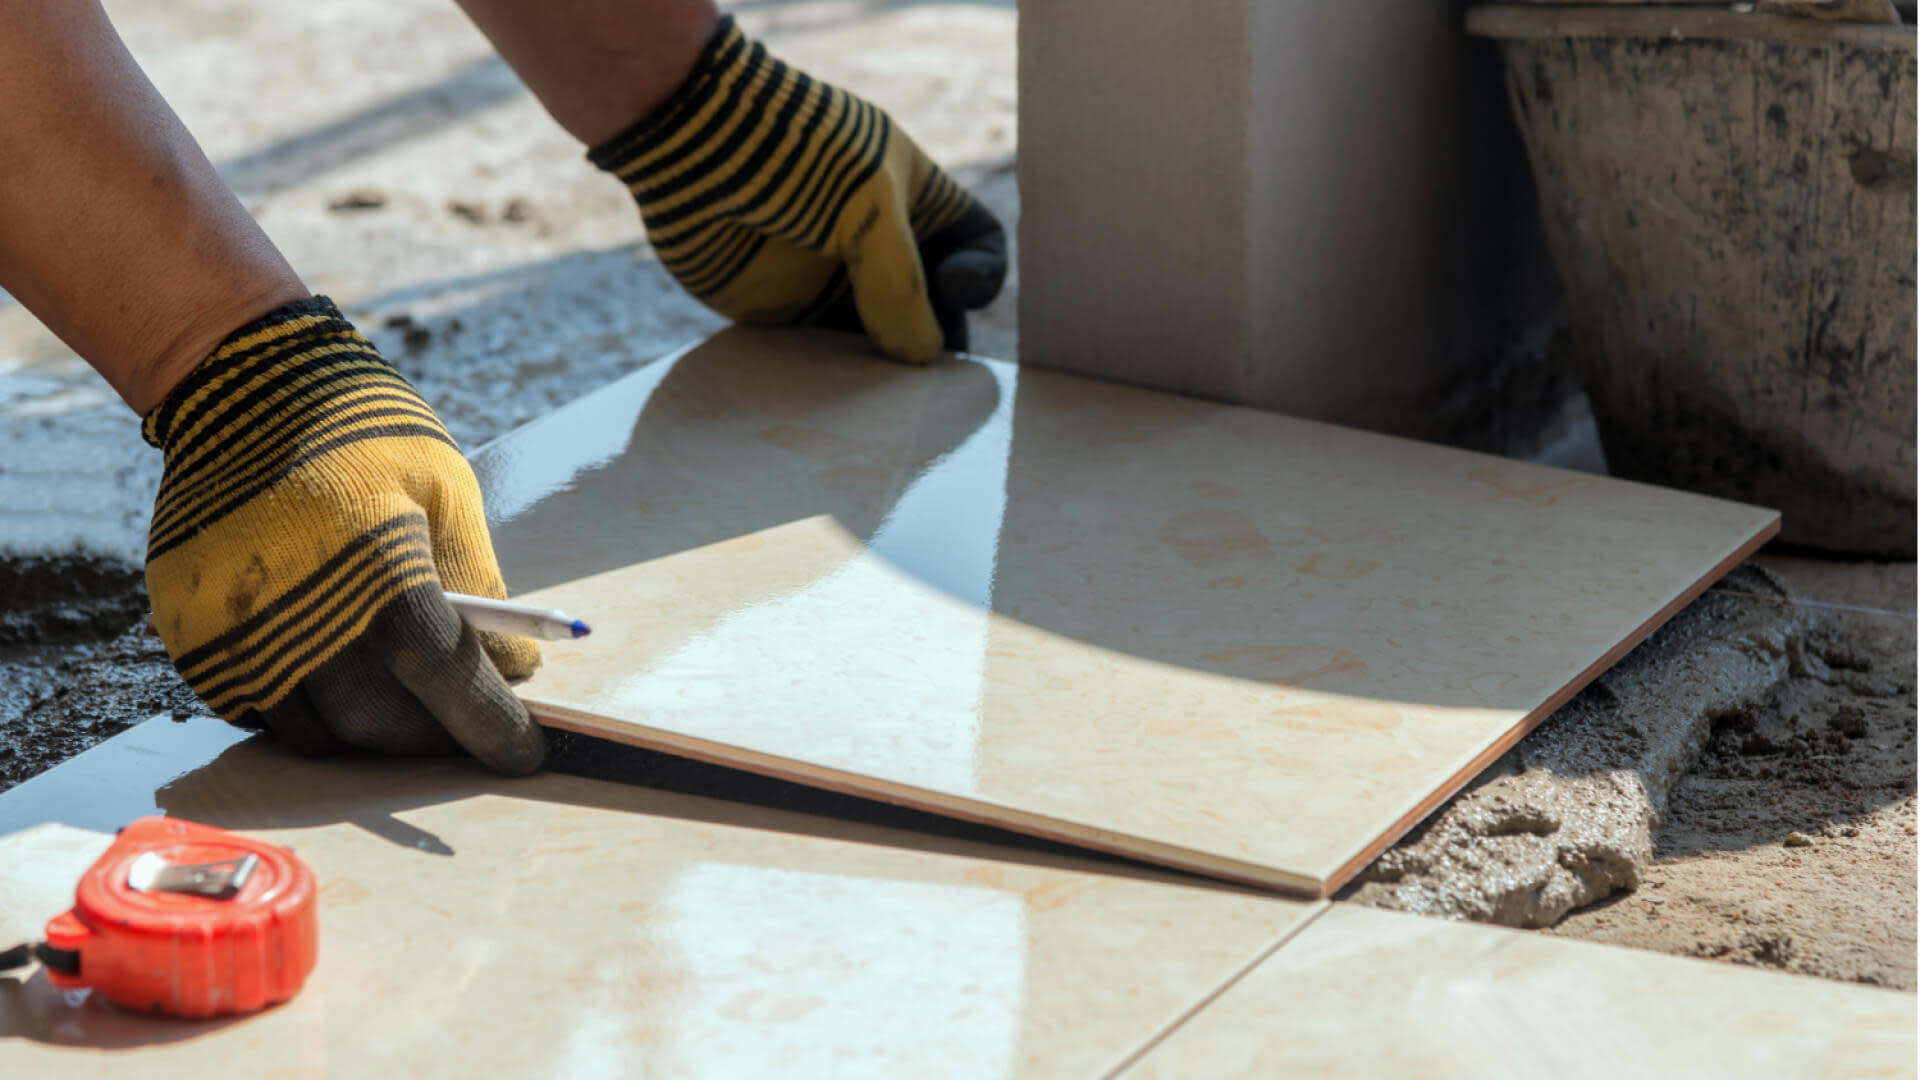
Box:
1345, 565, 1812, 928
1549, 561, 1917, 988
0, 0, 1912, 992
1345, 557, 1916, 988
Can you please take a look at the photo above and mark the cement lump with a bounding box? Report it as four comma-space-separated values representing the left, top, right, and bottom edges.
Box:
1346, 564, 1811, 928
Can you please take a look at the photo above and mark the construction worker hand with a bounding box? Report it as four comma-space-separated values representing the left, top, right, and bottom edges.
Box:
590, 15, 1007, 364
141, 297, 545, 775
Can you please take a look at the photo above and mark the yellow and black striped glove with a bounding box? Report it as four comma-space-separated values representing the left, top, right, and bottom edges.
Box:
141, 297, 545, 775
589, 14, 1006, 364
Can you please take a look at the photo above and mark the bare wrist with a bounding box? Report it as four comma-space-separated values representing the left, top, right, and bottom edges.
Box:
128, 277, 311, 416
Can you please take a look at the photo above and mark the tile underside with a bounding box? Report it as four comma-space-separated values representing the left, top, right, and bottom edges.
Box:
477, 328, 1781, 897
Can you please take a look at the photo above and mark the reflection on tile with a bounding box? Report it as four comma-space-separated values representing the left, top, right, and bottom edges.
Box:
472, 328, 1778, 894
0, 721, 1316, 1078
0, 823, 114, 945
0, 714, 251, 837
1121, 903, 1916, 1079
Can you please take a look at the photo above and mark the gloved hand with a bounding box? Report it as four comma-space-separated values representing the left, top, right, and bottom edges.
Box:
589, 14, 1007, 364
140, 297, 545, 775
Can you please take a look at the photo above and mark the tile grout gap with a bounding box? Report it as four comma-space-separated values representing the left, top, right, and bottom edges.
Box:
1098, 901, 1336, 1079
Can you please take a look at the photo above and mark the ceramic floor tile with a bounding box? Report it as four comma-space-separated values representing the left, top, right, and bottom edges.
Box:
0, 720, 1317, 1079
0, 712, 252, 838
473, 328, 1778, 895
1119, 903, 1915, 1079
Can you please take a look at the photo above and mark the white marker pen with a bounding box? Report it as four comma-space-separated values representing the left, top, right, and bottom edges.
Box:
445, 593, 592, 640
145, 595, 593, 641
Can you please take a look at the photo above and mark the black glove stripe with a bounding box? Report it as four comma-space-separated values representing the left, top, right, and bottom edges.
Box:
195, 551, 439, 717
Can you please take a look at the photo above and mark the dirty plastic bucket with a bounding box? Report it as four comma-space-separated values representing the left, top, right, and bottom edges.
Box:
1470, 6, 1916, 556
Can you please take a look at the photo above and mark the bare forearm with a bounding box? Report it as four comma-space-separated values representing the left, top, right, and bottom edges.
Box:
454, 0, 720, 146
0, 0, 306, 414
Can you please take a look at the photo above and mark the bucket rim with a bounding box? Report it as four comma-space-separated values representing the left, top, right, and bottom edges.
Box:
1466, 5, 1915, 50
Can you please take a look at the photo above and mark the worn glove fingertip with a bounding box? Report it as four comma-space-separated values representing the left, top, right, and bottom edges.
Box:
855, 273, 945, 364
378, 589, 546, 777
932, 300, 970, 355
485, 703, 546, 778
933, 248, 1008, 313
480, 631, 542, 683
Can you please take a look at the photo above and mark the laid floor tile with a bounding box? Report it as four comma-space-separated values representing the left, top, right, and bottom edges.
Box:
475, 328, 1778, 895
0, 713, 251, 838
1120, 903, 1915, 1079
0, 721, 1316, 1078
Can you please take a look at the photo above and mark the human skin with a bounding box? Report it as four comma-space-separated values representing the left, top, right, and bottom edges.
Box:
0, 0, 726, 413
0, 0, 309, 415
452, 0, 722, 147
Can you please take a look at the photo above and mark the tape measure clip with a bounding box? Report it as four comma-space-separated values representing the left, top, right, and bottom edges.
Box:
126, 849, 259, 899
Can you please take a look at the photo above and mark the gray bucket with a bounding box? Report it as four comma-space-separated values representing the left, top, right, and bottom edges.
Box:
1470, 6, 1916, 556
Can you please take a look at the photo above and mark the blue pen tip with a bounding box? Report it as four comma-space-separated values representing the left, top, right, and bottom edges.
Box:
570, 620, 592, 639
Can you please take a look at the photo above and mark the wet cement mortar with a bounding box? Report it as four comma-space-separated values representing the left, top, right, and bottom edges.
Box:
0, 556, 203, 789
1342, 562, 1918, 988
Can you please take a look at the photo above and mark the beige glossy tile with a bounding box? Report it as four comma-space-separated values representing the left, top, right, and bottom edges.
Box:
473, 328, 1778, 895
0, 720, 1316, 1078
1121, 903, 1915, 1079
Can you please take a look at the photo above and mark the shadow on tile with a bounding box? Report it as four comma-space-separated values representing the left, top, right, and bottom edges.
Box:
476, 327, 1773, 719
0, 971, 247, 1050
150, 729, 1256, 897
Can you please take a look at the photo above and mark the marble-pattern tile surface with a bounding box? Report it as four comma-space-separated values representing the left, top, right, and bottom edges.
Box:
1120, 903, 1916, 1079
0, 720, 1317, 1078
474, 328, 1778, 894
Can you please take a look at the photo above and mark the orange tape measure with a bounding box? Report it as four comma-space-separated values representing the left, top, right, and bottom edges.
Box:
3, 817, 318, 1018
